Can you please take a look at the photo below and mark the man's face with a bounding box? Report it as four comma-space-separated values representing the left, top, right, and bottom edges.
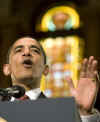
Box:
8, 37, 46, 84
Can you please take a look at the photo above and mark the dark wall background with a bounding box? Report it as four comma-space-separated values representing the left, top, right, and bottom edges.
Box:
0, 0, 100, 109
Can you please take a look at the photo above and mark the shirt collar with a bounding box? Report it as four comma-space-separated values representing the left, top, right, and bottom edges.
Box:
25, 88, 41, 100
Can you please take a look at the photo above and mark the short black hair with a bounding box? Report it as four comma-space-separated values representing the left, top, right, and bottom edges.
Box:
6, 37, 47, 64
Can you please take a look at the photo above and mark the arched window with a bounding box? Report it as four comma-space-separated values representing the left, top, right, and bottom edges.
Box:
36, 6, 80, 32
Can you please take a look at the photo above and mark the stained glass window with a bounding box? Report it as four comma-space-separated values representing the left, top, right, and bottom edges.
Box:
40, 36, 84, 97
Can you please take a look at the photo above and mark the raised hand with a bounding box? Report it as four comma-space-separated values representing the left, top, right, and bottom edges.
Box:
66, 56, 99, 115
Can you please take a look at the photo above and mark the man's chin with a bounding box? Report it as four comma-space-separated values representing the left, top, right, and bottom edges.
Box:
18, 76, 34, 84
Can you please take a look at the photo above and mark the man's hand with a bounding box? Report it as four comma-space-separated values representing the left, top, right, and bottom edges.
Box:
66, 56, 99, 115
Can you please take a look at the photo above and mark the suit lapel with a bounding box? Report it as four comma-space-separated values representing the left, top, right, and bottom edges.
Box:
38, 92, 46, 99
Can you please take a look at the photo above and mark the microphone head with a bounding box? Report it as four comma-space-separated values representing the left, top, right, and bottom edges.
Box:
10, 85, 25, 98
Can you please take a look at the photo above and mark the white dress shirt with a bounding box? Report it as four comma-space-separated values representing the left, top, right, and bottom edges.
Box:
81, 109, 100, 122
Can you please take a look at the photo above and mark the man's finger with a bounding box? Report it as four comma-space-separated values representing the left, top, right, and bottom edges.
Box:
87, 56, 94, 73
66, 76, 75, 90
91, 60, 98, 73
88, 60, 98, 78
80, 58, 88, 78
87, 57, 97, 77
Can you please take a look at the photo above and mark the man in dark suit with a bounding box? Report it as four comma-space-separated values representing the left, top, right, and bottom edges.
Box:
3, 36, 100, 121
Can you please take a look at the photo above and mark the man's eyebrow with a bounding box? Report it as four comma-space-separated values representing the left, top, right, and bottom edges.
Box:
14, 45, 24, 50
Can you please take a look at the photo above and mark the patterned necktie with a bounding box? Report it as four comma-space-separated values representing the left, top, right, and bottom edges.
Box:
18, 94, 29, 100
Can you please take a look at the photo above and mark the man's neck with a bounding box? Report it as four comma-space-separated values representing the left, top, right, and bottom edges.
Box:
12, 82, 40, 91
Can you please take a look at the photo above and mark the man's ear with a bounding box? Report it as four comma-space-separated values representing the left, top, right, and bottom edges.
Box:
43, 65, 49, 76
3, 64, 11, 76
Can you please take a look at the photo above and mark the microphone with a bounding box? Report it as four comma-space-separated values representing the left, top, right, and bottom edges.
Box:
0, 85, 25, 98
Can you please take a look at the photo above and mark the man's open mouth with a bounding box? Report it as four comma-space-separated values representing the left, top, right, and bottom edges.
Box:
23, 59, 33, 68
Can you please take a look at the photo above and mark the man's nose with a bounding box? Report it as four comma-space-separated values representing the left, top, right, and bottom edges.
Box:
22, 48, 31, 56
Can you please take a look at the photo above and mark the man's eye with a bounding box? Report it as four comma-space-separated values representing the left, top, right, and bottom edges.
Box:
15, 48, 22, 52
31, 49, 40, 54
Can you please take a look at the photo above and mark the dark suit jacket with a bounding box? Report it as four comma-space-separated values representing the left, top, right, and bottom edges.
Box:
38, 92, 47, 99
